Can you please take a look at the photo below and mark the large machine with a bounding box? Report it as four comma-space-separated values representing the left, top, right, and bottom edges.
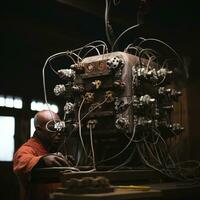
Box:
43, 41, 186, 180
40, 0, 190, 182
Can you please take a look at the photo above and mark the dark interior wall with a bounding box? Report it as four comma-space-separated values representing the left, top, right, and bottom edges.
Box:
0, 0, 106, 99
0, 1, 200, 200
0, 107, 35, 200
1, 0, 199, 98
185, 39, 200, 160
188, 80, 200, 160
0, 162, 19, 200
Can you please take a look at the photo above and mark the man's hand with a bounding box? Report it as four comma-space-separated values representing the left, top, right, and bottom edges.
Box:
66, 155, 75, 166
42, 154, 70, 167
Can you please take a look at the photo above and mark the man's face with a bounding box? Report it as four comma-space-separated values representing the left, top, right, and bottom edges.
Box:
40, 120, 64, 148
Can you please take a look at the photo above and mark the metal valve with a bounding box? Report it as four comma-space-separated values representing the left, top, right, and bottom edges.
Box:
64, 102, 75, 114
158, 87, 182, 101
115, 117, 129, 130
71, 85, 84, 94
54, 84, 66, 96
169, 123, 184, 134
105, 91, 115, 103
133, 95, 155, 108
137, 67, 156, 78
57, 69, 76, 80
107, 56, 124, 70
85, 92, 95, 103
92, 80, 102, 89
139, 94, 155, 104
162, 105, 174, 111
54, 121, 66, 132
87, 119, 98, 129
70, 63, 85, 73
135, 117, 152, 127
88, 102, 101, 112
54, 84, 84, 97
157, 68, 173, 77
113, 80, 125, 90
114, 99, 128, 113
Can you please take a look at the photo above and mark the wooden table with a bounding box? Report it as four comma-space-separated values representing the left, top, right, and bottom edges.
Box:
49, 188, 161, 200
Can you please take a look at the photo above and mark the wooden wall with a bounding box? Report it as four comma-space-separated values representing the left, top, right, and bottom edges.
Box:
188, 80, 200, 160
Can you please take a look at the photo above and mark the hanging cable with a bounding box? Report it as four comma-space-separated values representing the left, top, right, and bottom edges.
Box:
105, 0, 115, 48
42, 51, 72, 123
98, 125, 136, 164
108, 147, 136, 171
111, 24, 140, 52
89, 125, 96, 170
77, 97, 88, 164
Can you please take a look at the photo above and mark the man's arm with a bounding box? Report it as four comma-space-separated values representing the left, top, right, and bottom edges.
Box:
34, 153, 70, 168
13, 146, 43, 175
13, 146, 71, 175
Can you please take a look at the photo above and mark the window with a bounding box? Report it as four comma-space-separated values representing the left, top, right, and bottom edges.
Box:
30, 118, 35, 137
0, 95, 4, 106
0, 95, 23, 109
13, 97, 23, 109
30, 100, 58, 113
5, 96, 14, 108
0, 116, 15, 161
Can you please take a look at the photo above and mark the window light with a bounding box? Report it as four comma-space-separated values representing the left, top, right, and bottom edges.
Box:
30, 118, 35, 137
30, 100, 59, 113
0, 116, 15, 161
13, 97, 23, 109
0, 95, 23, 109
5, 96, 14, 108
0, 95, 4, 107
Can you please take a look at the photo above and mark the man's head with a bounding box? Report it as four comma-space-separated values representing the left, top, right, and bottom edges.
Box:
34, 110, 63, 151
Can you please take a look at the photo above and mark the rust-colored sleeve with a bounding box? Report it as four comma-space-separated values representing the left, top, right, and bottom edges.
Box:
13, 146, 43, 175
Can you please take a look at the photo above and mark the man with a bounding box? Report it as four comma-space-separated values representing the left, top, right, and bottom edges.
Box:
13, 110, 71, 200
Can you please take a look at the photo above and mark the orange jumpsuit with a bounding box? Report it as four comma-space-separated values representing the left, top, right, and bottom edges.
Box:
13, 137, 48, 200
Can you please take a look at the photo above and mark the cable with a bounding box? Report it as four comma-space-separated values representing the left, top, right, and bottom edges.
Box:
105, 0, 115, 48
144, 138, 162, 166
76, 40, 108, 63
77, 97, 88, 162
111, 24, 140, 52
81, 98, 108, 121
56, 135, 67, 154
98, 125, 136, 164
45, 119, 58, 132
113, 0, 120, 5
124, 38, 145, 53
89, 125, 96, 170
151, 130, 177, 169
136, 143, 177, 179
82, 45, 101, 58
49, 61, 59, 75
82, 44, 107, 59
124, 45, 140, 55
76, 97, 108, 166
138, 38, 184, 69
42, 51, 79, 123
74, 169, 96, 173
108, 147, 136, 171
69, 52, 82, 62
